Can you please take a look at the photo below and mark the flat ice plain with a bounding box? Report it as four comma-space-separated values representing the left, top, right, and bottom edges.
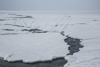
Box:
0, 12, 100, 67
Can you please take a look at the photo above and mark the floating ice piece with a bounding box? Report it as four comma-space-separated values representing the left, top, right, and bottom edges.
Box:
0, 33, 68, 62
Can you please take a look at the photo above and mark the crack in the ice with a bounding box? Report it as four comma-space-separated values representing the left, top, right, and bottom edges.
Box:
0, 57, 67, 67
64, 35, 84, 55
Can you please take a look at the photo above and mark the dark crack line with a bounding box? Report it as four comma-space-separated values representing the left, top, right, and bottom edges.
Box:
0, 57, 67, 67
64, 35, 84, 55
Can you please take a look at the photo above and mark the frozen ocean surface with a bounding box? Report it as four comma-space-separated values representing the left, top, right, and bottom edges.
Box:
0, 12, 100, 67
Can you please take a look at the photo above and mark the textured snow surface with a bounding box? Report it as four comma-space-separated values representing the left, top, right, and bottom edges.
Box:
0, 12, 100, 67
64, 13, 100, 67
0, 33, 68, 62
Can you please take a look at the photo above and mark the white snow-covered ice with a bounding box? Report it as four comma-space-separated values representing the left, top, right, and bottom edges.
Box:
0, 33, 68, 62
0, 12, 100, 67
64, 13, 100, 67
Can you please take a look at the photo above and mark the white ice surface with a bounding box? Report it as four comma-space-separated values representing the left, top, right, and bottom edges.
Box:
64, 13, 100, 67
0, 33, 68, 62
0, 12, 100, 67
